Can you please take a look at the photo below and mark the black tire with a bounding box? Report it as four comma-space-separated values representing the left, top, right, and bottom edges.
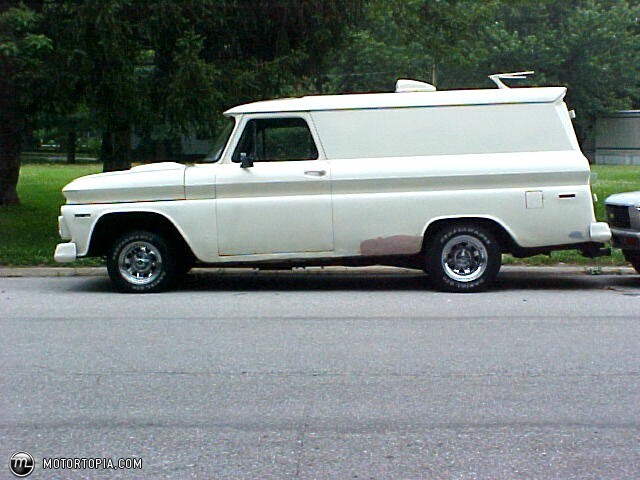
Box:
622, 250, 640, 274
107, 230, 176, 293
426, 224, 501, 292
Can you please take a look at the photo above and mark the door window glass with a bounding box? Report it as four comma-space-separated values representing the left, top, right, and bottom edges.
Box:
233, 117, 318, 162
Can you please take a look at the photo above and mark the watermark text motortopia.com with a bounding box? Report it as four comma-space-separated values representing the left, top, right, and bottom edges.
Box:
43, 457, 142, 471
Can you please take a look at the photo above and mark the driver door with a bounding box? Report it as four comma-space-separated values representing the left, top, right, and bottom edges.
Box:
215, 115, 334, 256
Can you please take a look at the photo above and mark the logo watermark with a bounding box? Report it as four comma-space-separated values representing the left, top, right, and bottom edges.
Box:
9, 452, 35, 478
8, 452, 142, 477
42, 457, 142, 471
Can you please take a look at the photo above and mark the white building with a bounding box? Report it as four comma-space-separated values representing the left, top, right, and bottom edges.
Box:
595, 110, 640, 165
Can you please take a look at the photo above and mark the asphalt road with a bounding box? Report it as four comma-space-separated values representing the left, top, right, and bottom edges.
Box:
1, 269, 640, 479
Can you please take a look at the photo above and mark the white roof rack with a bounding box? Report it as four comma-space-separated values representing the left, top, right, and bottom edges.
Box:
395, 79, 436, 93
488, 71, 535, 89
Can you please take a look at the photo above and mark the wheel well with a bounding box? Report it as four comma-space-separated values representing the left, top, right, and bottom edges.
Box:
421, 217, 517, 253
87, 212, 195, 261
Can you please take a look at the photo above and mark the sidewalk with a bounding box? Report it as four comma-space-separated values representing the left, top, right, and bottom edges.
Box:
0, 265, 636, 278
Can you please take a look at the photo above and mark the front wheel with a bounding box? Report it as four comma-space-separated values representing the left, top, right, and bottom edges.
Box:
622, 250, 640, 274
426, 224, 501, 292
107, 231, 176, 293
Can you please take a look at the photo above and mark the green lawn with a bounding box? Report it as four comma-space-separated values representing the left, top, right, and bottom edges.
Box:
0, 163, 639, 266
0, 164, 102, 266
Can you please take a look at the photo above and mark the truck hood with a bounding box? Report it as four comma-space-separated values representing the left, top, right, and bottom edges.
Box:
605, 191, 640, 207
63, 162, 186, 205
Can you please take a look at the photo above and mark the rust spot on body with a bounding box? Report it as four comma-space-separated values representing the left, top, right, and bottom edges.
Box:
360, 235, 422, 256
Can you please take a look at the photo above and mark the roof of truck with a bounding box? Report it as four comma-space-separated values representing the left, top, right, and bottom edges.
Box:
224, 86, 567, 115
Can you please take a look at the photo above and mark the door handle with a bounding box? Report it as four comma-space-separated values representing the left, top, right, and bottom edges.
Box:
304, 170, 326, 177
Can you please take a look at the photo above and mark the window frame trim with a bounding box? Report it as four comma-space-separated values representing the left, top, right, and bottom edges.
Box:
225, 112, 326, 164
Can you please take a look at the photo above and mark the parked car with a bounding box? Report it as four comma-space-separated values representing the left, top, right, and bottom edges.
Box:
55, 75, 610, 293
605, 191, 640, 273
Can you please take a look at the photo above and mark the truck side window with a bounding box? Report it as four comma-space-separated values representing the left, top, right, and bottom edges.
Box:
233, 117, 319, 162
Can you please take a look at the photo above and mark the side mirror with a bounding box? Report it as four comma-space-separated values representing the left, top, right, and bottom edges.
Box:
240, 152, 253, 169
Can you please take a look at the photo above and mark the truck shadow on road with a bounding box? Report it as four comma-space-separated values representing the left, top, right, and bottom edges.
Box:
178, 272, 429, 292
74, 270, 640, 293
160, 270, 640, 293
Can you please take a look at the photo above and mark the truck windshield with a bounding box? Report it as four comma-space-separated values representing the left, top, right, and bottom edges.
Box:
202, 118, 235, 163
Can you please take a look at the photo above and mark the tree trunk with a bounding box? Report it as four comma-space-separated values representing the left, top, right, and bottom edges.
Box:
0, 140, 21, 206
101, 128, 131, 172
0, 73, 21, 206
67, 130, 77, 164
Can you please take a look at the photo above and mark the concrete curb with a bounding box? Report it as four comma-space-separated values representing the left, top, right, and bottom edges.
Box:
0, 265, 636, 278
0, 267, 108, 277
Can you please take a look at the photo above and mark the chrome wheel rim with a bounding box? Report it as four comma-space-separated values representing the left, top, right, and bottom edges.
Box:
441, 235, 488, 282
118, 241, 163, 285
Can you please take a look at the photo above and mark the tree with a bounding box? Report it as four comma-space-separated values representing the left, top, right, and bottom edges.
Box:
41, 0, 364, 171
38, 1, 98, 165
316, 0, 499, 93
0, 1, 51, 205
475, 0, 640, 144
319, 0, 640, 148
68, 0, 142, 171
139, 0, 366, 138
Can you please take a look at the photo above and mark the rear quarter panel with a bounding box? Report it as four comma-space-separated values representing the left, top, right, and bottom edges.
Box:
328, 150, 595, 255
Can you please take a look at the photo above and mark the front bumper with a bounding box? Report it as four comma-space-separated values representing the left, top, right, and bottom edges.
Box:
54, 242, 77, 263
610, 227, 640, 251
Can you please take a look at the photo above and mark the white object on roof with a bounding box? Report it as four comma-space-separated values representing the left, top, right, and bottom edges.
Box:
395, 79, 437, 93
225, 84, 565, 115
488, 71, 535, 89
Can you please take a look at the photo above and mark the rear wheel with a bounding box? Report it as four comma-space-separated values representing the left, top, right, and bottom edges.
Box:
622, 250, 640, 274
426, 224, 501, 292
107, 231, 176, 293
